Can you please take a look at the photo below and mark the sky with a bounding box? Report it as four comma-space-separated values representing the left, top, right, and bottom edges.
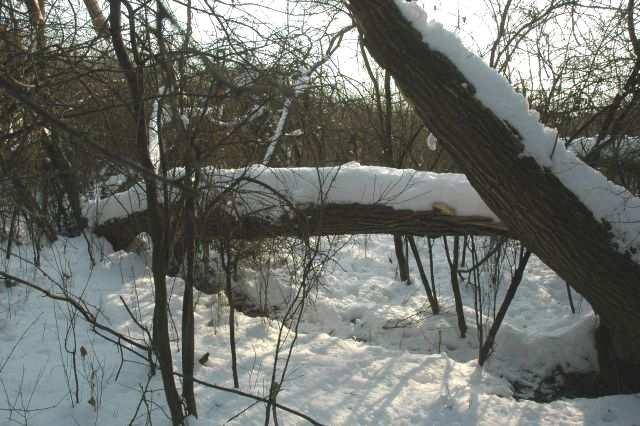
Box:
175, 0, 496, 88
332, 0, 496, 88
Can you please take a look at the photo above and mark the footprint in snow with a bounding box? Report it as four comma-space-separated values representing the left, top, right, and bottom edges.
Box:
601, 409, 617, 423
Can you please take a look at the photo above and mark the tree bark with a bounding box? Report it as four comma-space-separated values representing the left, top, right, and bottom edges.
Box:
109, 2, 184, 422
82, 0, 110, 37
181, 185, 197, 417
93, 203, 508, 251
348, 0, 640, 390
443, 236, 466, 338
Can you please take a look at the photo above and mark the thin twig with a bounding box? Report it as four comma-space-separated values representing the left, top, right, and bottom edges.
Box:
173, 373, 326, 426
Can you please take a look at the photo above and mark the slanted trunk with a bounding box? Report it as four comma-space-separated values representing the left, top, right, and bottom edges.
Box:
349, 0, 640, 390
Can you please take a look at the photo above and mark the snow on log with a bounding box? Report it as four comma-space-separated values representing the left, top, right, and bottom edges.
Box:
85, 164, 507, 249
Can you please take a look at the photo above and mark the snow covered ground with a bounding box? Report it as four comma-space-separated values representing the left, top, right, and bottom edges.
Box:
1, 235, 640, 425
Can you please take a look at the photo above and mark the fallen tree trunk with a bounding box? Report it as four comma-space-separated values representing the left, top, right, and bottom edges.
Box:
88, 164, 506, 248
94, 203, 509, 251
348, 0, 640, 390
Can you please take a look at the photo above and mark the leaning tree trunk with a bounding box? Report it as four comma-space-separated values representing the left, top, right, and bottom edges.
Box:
348, 0, 640, 391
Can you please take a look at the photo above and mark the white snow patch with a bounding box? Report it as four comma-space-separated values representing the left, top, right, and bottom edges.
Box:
2, 235, 639, 425
427, 133, 438, 151
284, 129, 304, 137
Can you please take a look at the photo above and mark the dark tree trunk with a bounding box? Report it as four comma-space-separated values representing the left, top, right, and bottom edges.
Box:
394, 234, 411, 283
94, 203, 507, 251
382, 69, 410, 283
443, 236, 467, 338
43, 139, 85, 233
10, 176, 57, 242
221, 243, 240, 389
182, 186, 197, 417
5, 208, 18, 261
348, 0, 640, 390
109, 2, 184, 423
408, 235, 439, 314
479, 249, 531, 365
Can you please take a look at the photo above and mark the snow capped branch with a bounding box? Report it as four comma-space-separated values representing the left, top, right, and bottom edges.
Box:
209, 104, 266, 128
427, 133, 438, 151
261, 25, 355, 165
84, 163, 498, 228
148, 86, 165, 174
262, 97, 294, 164
261, 66, 318, 165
